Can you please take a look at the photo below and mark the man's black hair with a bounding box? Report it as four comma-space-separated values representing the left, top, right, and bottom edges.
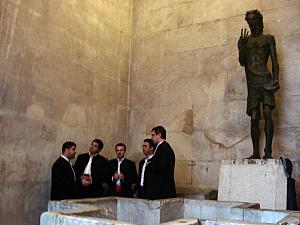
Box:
92, 139, 104, 150
151, 126, 166, 139
62, 141, 76, 153
115, 142, 126, 151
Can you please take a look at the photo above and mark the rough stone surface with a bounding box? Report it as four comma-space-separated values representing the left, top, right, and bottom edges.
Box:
278, 212, 300, 225
159, 218, 199, 225
218, 160, 287, 210
40, 197, 297, 225
0, 0, 131, 225
1, 0, 300, 224
204, 220, 275, 225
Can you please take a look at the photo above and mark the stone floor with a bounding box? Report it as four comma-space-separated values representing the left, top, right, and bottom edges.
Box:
41, 197, 300, 225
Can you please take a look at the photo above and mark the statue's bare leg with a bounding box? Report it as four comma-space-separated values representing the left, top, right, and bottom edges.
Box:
263, 105, 274, 159
249, 107, 260, 159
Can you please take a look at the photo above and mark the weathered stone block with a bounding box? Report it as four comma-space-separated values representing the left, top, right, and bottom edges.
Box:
162, 51, 197, 81
2, 181, 26, 225
160, 199, 184, 223
278, 211, 300, 225
117, 105, 129, 133
280, 64, 300, 96
1, 2, 130, 225
195, 46, 238, 79
192, 161, 220, 190
218, 159, 287, 210
204, 219, 274, 225
130, 80, 161, 109
161, 77, 206, 107
143, 7, 166, 34
117, 199, 160, 224
41, 198, 300, 225
193, 0, 261, 24
128, 107, 158, 135
168, 131, 214, 161
264, 11, 300, 42
272, 128, 299, 158
141, 0, 166, 12
225, 15, 249, 41
131, 57, 163, 81
160, 218, 198, 225
164, 2, 194, 30
175, 160, 193, 187
165, 20, 227, 54
157, 105, 194, 133
225, 70, 248, 101
183, 199, 244, 220
279, 96, 300, 128
142, 33, 166, 58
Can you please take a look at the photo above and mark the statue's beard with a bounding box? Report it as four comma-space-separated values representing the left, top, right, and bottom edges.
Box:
257, 24, 264, 34
250, 24, 264, 35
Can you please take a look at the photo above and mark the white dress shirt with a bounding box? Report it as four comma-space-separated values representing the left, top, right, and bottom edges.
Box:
117, 158, 124, 174
60, 155, 76, 181
140, 154, 154, 187
83, 152, 98, 175
61, 154, 70, 162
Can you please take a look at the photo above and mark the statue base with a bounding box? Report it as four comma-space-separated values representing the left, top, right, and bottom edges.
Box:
217, 159, 287, 210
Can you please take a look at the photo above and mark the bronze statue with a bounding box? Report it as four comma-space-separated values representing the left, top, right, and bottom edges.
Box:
238, 10, 279, 159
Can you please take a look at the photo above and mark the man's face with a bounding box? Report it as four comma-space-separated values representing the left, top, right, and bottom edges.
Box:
143, 141, 154, 156
66, 145, 77, 159
151, 131, 161, 144
89, 141, 99, 155
115, 146, 126, 159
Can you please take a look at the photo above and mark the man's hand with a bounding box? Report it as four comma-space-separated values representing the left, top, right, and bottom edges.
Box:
113, 173, 124, 180
113, 173, 119, 180
118, 173, 124, 180
238, 28, 249, 49
80, 175, 92, 186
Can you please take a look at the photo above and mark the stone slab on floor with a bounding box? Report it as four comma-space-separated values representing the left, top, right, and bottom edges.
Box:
278, 212, 300, 225
204, 219, 276, 225
218, 159, 287, 210
42, 197, 300, 225
159, 218, 199, 225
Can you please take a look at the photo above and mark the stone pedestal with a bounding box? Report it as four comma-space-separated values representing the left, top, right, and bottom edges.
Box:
218, 159, 287, 210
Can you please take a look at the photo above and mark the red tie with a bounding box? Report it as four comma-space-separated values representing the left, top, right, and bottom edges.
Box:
116, 182, 121, 193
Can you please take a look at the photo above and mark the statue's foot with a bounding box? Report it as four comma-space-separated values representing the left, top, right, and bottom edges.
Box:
263, 154, 273, 159
247, 154, 260, 159
263, 149, 273, 159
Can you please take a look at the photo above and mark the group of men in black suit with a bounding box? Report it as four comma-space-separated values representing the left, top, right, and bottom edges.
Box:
50, 126, 176, 201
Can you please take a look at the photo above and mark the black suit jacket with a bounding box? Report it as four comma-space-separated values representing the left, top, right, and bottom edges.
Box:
74, 153, 110, 198
136, 158, 146, 198
50, 156, 77, 200
109, 158, 137, 197
144, 141, 176, 199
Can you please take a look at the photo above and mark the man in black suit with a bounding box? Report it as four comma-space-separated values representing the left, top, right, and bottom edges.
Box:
136, 139, 155, 198
50, 141, 77, 200
110, 143, 137, 197
147, 126, 176, 199
74, 139, 110, 198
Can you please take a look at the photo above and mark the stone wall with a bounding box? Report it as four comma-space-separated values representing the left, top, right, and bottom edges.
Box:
0, 0, 299, 224
128, 0, 300, 202
0, 0, 131, 224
